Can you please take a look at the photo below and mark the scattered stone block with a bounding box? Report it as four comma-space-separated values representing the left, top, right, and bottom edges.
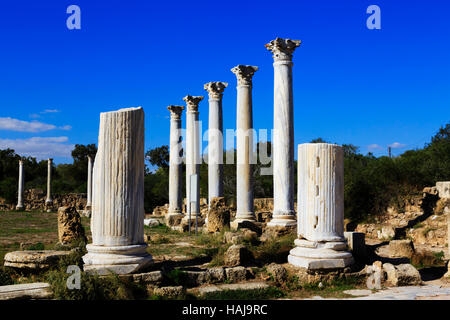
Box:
377, 225, 396, 240
224, 244, 253, 267
3, 250, 72, 270
132, 271, 163, 285
197, 282, 269, 297
152, 286, 185, 299
0, 282, 52, 300
266, 263, 287, 284
383, 263, 421, 286
165, 214, 183, 227
207, 197, 230, 233
206, 267, 225, 283
225, 266, 247, 283
57, 206, 87, 245
366, 261, 383, 290
224, 232, 244, 245
144, 218, 160, 227
184, 270, 209, 287
387, 240, 415, 258
230, 220, 262, 234
436, 181, 450, 199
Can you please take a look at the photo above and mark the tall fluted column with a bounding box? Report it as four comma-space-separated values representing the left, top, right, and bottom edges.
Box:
45, 158, 53, 212
167, 105, 185, 216
266, 38, 301, 227
86, 155, 93, 211
231, 65, 258, 223
204, 82, 228, 207
16, 160, 24, 211
184, 95, 203, 221
288, 143, 353, 270
83, 107, 153, 275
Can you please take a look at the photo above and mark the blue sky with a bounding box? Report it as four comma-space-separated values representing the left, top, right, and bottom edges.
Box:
0, 0, 448, 163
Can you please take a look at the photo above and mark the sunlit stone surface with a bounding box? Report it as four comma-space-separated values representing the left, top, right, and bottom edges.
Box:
288, 143, 353, 270
83, 107, 152, 275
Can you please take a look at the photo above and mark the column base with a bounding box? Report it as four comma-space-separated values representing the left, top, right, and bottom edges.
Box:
182, 214, 201, 223
16, 205, 24, 211
82, 244, 153, 275
288, 239, 353, 271
267, 214, 296, 227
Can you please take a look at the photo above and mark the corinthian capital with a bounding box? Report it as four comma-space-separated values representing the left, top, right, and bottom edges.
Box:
231, 65, 258, 86
204, 82, 228, 100
265, 37, 301, 62
183, 95, 203, 112
167, 105, 184, 119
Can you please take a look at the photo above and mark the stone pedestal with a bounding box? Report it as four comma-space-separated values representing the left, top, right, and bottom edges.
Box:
231, 65, 258, 224
288, 143, 353, 271
204, 82, 228, 208
82, 107, 152, 274
16, 160, 24, 211
183, 95, 203, 222
436, 181, 450, 199
167, 105, 185, 218
45, 158, 53, 212
85, 155, 93, 213
266, 38, 301, 228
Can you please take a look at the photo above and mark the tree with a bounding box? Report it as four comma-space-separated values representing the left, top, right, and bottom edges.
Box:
145, 146, 169, 170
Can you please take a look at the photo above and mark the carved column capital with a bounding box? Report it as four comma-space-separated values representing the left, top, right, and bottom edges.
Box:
167, 105, 184, 119
183, 95, 203, 112
265, 37, 301, 62
231, 65, 258, 86
204, 82, 228, 100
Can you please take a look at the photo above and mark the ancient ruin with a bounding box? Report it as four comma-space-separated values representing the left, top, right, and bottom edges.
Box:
266, 38, 301, 228
167, 105, 185, 218
231, 65, 258, 224
288, 143, 354, 270
82, 107, 153, 274
16, 160, 24, 211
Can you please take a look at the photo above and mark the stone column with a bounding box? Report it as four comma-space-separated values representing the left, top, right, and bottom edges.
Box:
86, 155, 93, 211
231, 65, 258, 223
183, 95, 203, 221
83, 107, 153, 274
204, 82, 228, 207
45, 158, 53, 211
266, 38, 301, 228
167, 105, 185, 216
288, 143, 353, 270
16, 160, 24, 211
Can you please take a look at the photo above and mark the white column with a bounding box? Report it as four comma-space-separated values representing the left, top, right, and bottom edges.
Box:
86, 155, 93, 210
16, 160, 24, 211
167, 105, 184, 216
266, 38, 301, 227
184, 95, 203, 220
83, 107, 153, 275
231, 65, 258, 222
45, 158, 53, 208
288, 143, 353, 270
204, 82, 228, 207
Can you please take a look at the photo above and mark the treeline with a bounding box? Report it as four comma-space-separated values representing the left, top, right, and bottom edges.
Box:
0, 144, 97, 203
0, 123, 448, 223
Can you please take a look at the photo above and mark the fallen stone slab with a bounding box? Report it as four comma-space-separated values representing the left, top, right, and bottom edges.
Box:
144, 218, 160, 227
3, 250, 73, 270
343, 289, 372, 297
0, 283, 52, 300
196, 282, 269, 297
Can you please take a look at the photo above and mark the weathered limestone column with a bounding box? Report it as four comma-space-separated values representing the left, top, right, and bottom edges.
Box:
16, 160, 24, 211
266, 38, 301, 227
83, 107, 153, 274
183, 95, 203, 221
167, 105, 185, 216
85, 155, 93, 211
231, 65, 258, 223
45, 158, 53, 211
204, 82, 228, 207
288, 143, 353, 270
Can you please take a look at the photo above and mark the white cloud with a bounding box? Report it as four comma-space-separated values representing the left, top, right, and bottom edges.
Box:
389, 142, 406, 149
0, 136, 74, 160
41, 109, 60, 114
367, 144, 383, 151
0, 117, 71, 132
